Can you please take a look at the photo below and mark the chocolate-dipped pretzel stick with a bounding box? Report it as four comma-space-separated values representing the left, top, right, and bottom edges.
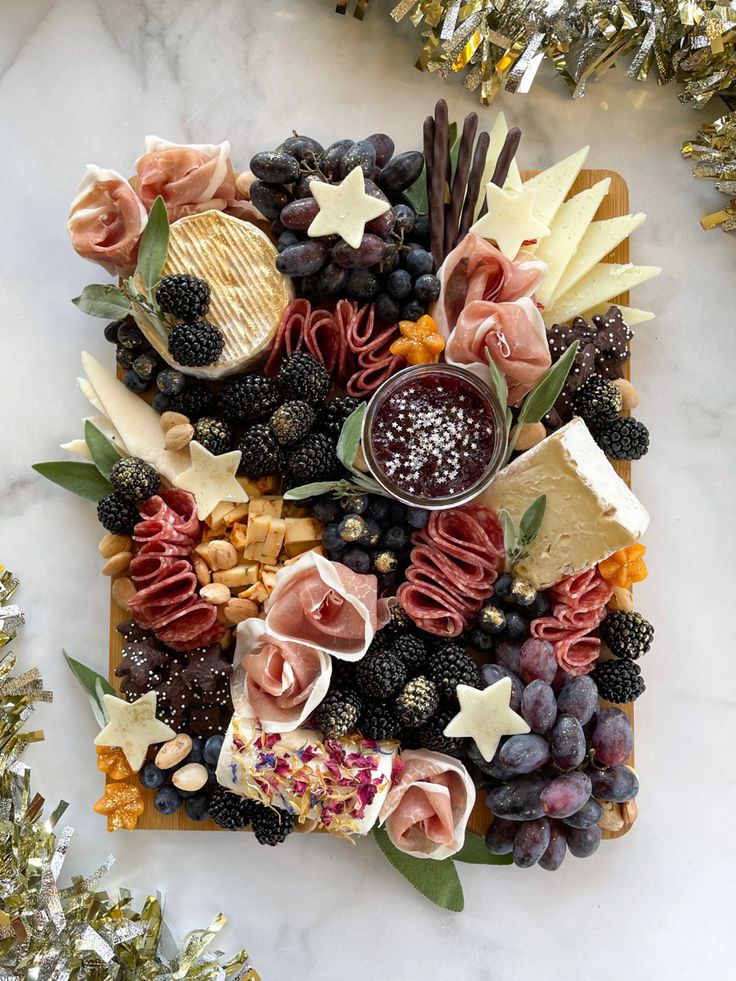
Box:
456, 129, 490, 243
429, 100, 449, 271
444, 111, 478, 256
422, 113, 435, 213
478, 127, 522, 219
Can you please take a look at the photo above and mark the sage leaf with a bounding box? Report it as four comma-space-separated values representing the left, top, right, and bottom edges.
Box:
499, 509, 516, 557
72, 284, 132, 320
374, 828, 464, 912
518, 494, 547, 548
336, 403, 367, 473
136, 195, 169, 290
284, 480, 340, 501
485, 351, 508, 412
33, 461, 113, 502
64, 650, 118, 728
453, 832, 514, 866
517, 340, 580, 426
84, 420, 123, 479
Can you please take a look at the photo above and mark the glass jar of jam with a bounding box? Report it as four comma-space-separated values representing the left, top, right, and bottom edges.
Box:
361, 364, 507, 510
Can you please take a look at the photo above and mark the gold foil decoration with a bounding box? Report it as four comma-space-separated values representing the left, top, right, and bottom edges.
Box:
683, 110, 736, 229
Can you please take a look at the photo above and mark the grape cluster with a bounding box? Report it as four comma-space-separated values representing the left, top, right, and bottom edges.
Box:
249, 134, 440, 318
473, 640, 637, 870
466, 572, 551, 653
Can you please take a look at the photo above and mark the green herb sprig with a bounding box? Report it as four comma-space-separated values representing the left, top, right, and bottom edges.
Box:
499, 494, 547, 572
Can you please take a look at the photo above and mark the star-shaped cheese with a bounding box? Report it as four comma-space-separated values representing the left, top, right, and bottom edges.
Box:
470, 184, 550, 259
307, 166, 389, 249
173, 440, 249, 521
94, 691, 176, 771
443, 679, 530, 762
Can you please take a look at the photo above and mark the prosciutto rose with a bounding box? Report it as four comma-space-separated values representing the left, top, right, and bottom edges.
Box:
380, 749, 476, 860
135, 137, 239, 221
264, 551, 389, 660
434, 234, 551, 404
67, 166, 148, 275
231, 617, 331, 732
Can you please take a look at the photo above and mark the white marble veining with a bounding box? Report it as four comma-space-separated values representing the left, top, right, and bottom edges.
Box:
1, 1, 735, 978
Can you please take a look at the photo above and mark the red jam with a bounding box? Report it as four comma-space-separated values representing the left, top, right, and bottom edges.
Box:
368, 369, 500, 501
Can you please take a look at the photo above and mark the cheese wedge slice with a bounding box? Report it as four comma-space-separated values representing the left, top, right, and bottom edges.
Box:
534, 179, 610, 307
543, 263, 661, 326
583, 304, 655, 326
522, 147, 589, 229
481, 418, 649, 589
475, 112, 523, 218
552, 213, 646, 303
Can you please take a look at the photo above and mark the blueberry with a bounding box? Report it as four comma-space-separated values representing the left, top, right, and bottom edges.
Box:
339, 494, 369, 514
338, 514, 367, 543
505, 612, 528, 640
203, 734, 225, 766
104, 318, 125, 344
314, 496, 341, 524
405, 247, 434, 278
494, 573, 514, 600
152, 392, 171, 414
346, 269, 381, 301
384, 525, 410, 551
156, 368, 185, 395
529, 592, 551, 618
117, 320, 146, 350
184, 736, 204, 765
406, 507, 429, 529
401, 300, 426, 322
342, 548, 371, 574
116, 345, 135, 369
389, 500, 408, 521
413, 273, 441, 304
132, 350, 159, 381
365, 495, 392, 524
392, 204, 415, 234
376, 292, 401, 323
205, 762, 219, 782
468, 626, 495, 651
411, 216, 430, 246
387, 269, 412, 300
185, 793, 210, 822
277, 231, 300, 253
123, 369, 149, 393
140, 762, 166, 789
359, 518, 382, 548
322, 523, 347, 554
154, 785, 182, 815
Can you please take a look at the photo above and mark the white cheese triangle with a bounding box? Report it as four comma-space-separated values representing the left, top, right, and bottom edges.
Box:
61, 439, 91, 459
522, 147, 589, 228
482, 418, 649, 589
474, 112, 523, 219
543, 263, 661, 325
583, 304, 655, 326
552, 213, 646, 302
533, 179, 610, 307
81, 352, 190, 483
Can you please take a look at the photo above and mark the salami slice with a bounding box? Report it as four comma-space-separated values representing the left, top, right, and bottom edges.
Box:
530, 569, 612, 676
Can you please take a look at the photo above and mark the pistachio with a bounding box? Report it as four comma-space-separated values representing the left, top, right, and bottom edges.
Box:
165, 422, 195, 450
515, 422, 547, 451
208, 540, 238, 571
160, 410, 190, 432
611, 378, 639, 410
111, 576, 136, 611
200, 582, 232, 605
102, 551, 132, 576
223, 597, 259, 624
98, 533, 132, 558
155, 733, 193, 770
172, 762, 208, 793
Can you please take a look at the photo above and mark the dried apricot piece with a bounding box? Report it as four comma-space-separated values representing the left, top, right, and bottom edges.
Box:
390, 314, 445, 365
93, 781, 145, 832
96, 745, 134, 781
599, 544, 648, 589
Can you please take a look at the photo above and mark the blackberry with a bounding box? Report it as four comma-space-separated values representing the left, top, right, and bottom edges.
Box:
287, 433, 338, 484
97, 492, 139, 535
330, 656, 359, 692
217, 374, 280, 424
156, 274, 211, 321
319, 396, 362, 441
355, 650, 407, 701
407, 709, 464, 756
193, 417, 232, 455
593, 658, 645, 703
359, 701, 401, 741
387, 633, 427, 673
168, 320, 224, 367
208, 788, 253, 830
572, 374, 623, 425
167, 382, 215, 419
600, 611, 654, 660
594, 417, 650, 461
314, 689, 362, 738
427, 643, 481, 701
395, 676, 439, 728
269, 400, 316, 446
109, 457, 160, 503
237, 424, 285, 477
278, 352, 330, 405
250, 802, 294, 846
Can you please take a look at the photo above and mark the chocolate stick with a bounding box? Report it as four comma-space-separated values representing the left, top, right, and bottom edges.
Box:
430, 99, 449, 271
457, 129, 490, 243
444, 111, 478, 256
479, 127, 522, 218
422, 114, 435, 214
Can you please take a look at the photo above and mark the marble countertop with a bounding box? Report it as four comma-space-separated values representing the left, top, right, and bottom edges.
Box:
1, 2, 734, 978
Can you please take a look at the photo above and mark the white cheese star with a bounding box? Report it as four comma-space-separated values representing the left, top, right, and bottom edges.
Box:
173, 440, 249, 521
94, 691, 176, 771
469, 183, 550, 259
307, 166, 390, 249
443, 679, 530, 762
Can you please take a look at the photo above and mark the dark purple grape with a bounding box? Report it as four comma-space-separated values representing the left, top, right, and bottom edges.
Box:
591, 706, 633, 767
479, 663, 524, 713
376, 293, 400, 323
271, 217, 287, 238
250, 151, 300, 185
280, 197, 320, 231
413, 273, 441, 304
513, 818, 551, 868
393, 203, 416, 233
381, 243, 401, 274
486, 774, 548, 821
556, 675, 598, 725
277, 231, 300, 253
364, 133, 395, 168
485, 818, 517, 856
539, 820, 567, 870
552, 665, 573, 692
519, 638, 557, 684
589, 765, 639, 802
345, 269, 381, 301
550, 713, 586, 769
495, 639, 522, 675
279, 135, 323, 161
379, 151, 424, 193
318, 262, 348, 297
562, 797, 604, 830
521, 680, 557, 734
566, 824, 601, 858
366, 208, 395, 238
250, 181, 292, 220
275, 241, 328, 276
497, 734, 551, 776
293, 173, 326, 199
339, 140, 377, 179
321, 139, 354, 179
332, 234, 386, 269
540, 772, 592, 819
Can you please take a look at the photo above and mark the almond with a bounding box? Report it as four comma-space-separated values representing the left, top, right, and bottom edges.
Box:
172, 762, 208, 792
111, 576, 136, 611
192, 555, 212, 588
200, 582, 232, 605
165, 423, 194, 450
155, 733, 193, 770
102, 551, 132, 576
609, 586, 634, 612
223, 597, 259, 624
598, 800, 624, 832
611, 378, 639, 410
160, 410, 190, 432
208, 540, 238, 571
98, 533, 132, 558
515, 422, 547, 451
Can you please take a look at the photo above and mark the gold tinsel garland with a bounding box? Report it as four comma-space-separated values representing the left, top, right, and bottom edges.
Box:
0, 567, 260, 981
